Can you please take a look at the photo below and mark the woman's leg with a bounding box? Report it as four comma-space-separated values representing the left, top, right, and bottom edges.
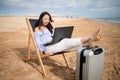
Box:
45, 29, 100, 53
45, 38, 82, 53
81, 29, 100, 47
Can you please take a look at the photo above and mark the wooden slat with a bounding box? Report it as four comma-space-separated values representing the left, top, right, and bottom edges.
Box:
26, 18, 47, 76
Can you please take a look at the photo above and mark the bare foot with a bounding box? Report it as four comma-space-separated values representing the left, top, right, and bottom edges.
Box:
91, 28, 101, 41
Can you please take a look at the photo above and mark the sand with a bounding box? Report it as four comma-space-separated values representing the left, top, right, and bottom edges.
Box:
0, 16, 120, 80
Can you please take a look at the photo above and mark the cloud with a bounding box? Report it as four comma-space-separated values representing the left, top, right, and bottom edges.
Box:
0, 0, 120, 17
1, 0, 26, 7
89, 0, 120, 11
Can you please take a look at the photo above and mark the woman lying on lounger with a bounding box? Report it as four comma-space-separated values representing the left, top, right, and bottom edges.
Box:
34, 11, 101, 55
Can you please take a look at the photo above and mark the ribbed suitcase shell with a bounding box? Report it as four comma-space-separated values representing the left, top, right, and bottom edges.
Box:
76, 46, 104, 80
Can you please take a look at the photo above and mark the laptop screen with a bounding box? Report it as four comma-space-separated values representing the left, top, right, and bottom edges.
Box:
51, 26, 74, 44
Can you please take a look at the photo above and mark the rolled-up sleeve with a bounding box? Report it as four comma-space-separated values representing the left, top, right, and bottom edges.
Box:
34, 32, 45, 52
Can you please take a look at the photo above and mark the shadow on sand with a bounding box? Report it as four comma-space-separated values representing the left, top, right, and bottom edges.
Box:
14, 47, 75, 80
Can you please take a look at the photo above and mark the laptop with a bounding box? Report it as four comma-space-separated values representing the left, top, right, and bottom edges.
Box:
51, 26, 74, 44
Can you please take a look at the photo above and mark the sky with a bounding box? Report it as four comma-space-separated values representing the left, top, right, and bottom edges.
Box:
0, 0, 120, 18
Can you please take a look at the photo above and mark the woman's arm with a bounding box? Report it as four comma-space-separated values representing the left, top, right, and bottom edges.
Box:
52, 29, 55, 36
34, 27, 40, 32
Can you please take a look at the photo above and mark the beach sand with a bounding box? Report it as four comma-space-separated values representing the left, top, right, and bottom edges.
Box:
0, 16, 120, 80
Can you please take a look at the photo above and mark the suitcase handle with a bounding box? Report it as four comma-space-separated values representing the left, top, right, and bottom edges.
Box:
86, 46, 103, 55
93, 48, 103, 55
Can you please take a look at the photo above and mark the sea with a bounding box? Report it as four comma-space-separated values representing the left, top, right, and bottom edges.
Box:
92, 17, 120, 24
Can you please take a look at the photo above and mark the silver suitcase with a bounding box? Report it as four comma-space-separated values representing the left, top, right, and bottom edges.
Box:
76, 46, 104, 80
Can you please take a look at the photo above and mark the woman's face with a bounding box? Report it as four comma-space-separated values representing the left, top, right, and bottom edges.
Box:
42, 14, 50, 26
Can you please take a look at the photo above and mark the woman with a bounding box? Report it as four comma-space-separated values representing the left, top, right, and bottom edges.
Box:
34, 12, 100, 55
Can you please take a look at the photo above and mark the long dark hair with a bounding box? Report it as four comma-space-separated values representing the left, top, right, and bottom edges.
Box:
35, 12, 54, 33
